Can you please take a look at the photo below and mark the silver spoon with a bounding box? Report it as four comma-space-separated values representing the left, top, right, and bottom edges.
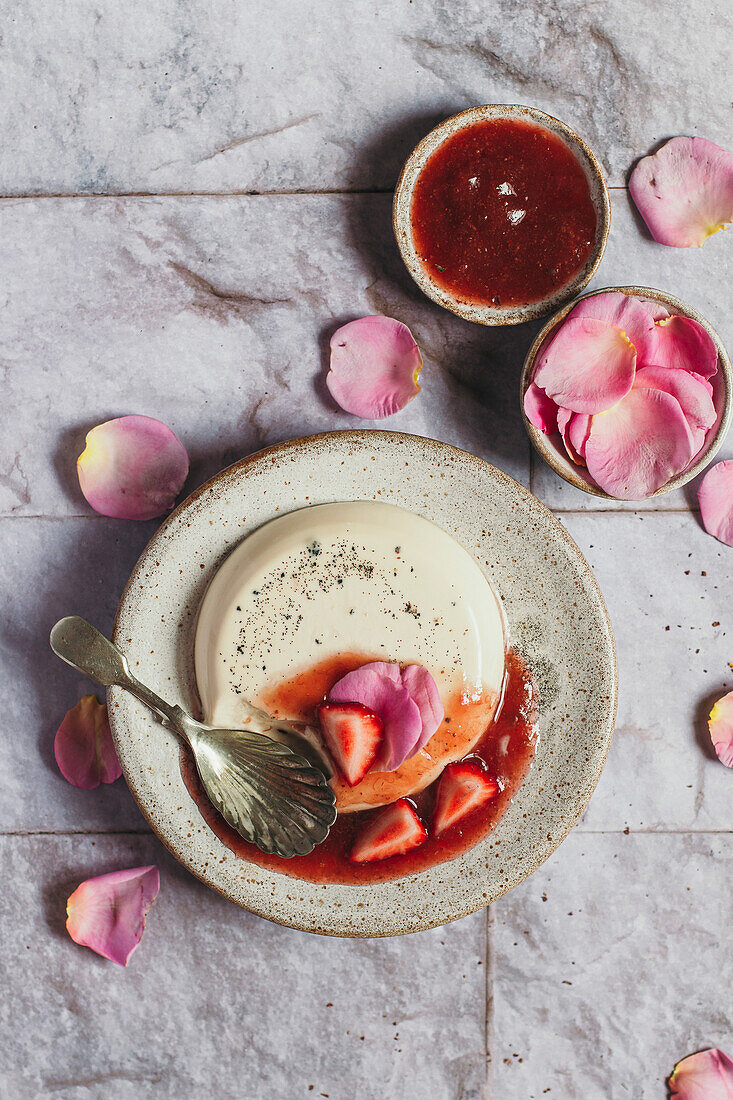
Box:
49, 616, 336, 857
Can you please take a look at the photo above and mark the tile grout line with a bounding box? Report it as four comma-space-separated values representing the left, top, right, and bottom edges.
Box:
553, 506, 700, 515
1, 827, 731, 838
0, 189, 396, 200
0, 829, 152, 837
0, 185, 631, 201
485, 905, 495, 1100
575, 828, 733, 835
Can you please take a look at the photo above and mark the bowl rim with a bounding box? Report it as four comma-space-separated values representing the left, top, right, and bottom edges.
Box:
392, 103, 611, 327
110, 429, 618, 936
520, 285, 733, 499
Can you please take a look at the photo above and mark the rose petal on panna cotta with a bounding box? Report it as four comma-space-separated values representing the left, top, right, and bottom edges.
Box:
584, 387, 695, 499
66, 866, 160, 966
401, 664, 445, 751
523, 381, 558, 433
326, 316, 422, 419
569, 291, 658, 365
77, 415, 189, 520
328, 664, 423, 770
533, 317, 637, 414
648, 315, 719, 379
630, 136, 733, 248
708, 692, 733, 768
698, 460, 733, 546
328, 661, 444, 765
54, 695, 121, 789
669, 1047, 733, 1099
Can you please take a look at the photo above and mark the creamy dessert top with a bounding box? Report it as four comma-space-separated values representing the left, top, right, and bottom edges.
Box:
195, 501, 506, 807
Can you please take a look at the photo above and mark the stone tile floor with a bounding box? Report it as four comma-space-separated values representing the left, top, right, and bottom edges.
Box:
1, 2, 731, 1097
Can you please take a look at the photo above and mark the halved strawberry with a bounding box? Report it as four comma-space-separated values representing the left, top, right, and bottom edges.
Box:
432, 760, 500, 836
317, 701, 383, 787
350, 798, 428, 863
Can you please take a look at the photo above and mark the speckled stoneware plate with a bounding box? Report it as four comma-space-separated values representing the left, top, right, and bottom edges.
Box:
110, 431, 617, 937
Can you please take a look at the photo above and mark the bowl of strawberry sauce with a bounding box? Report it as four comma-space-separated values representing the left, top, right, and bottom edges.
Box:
393, 104, 610, 325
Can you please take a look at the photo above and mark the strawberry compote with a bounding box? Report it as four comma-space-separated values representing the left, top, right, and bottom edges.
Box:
411, 117, 597, 307
180, 648, 538, 884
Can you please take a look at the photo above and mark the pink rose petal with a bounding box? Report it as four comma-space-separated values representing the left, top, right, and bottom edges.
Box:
630, 136, 733, 247
649, 315, 719, 380
533, 317, 637, 414
585, 387, 695, 499
329, 660, 443, 769
523, 382, 558, 434
638, 297, 670, 322
708, 691, 733, 768
570, 291, 658, 364
400, 664, 445, 751
634, 365, 716, 434
669, 1047, 733, 1099
327, 316, 422, 419
557, 408, 590, 466
66, 866, 160, 966
567, 412, 592, 463
329, 666, 422, 770
54, 695, 121, 789
77, 415, 189, 521
698, 460, 733, 546
687, 426, 710, 462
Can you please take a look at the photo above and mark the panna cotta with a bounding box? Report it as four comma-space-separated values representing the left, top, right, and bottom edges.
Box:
195, 501, 506, 810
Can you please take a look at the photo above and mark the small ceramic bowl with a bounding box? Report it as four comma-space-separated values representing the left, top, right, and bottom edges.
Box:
393, 104, 610, 326
520, 285, 733, 498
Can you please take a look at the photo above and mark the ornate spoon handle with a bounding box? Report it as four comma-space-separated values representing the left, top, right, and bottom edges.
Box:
50, 616, 191, 736
49, 616, 337, 857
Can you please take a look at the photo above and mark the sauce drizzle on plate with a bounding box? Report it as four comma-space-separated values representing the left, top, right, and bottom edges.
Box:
181, 648, 538, 884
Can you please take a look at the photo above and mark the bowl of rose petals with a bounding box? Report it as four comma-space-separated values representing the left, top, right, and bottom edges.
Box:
521, 286, 732, 500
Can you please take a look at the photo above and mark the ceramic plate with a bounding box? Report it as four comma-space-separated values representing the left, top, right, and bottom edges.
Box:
110, 431, 617, 937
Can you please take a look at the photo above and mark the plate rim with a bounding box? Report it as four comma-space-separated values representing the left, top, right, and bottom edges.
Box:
111, 429, 618, 936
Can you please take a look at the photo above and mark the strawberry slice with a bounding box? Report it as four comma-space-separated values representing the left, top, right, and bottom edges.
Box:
432, 760, 500, 836
317, 701, 383, 787
350, 798, 428, 863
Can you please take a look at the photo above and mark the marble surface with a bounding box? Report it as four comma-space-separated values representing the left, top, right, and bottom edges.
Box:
493, 833, 733, 1100
1, 2, 732, 1097
1, 0, 731, 194
1, 834, 486, 1100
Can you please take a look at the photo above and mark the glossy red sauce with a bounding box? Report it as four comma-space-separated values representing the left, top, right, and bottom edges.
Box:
411, 118, 597, 307
262, 651, 501, 811
181, 648, 538, 884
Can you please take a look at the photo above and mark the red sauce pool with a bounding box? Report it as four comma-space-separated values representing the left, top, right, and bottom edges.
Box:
410, 117, 598, 307
181, 648, 538, 884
